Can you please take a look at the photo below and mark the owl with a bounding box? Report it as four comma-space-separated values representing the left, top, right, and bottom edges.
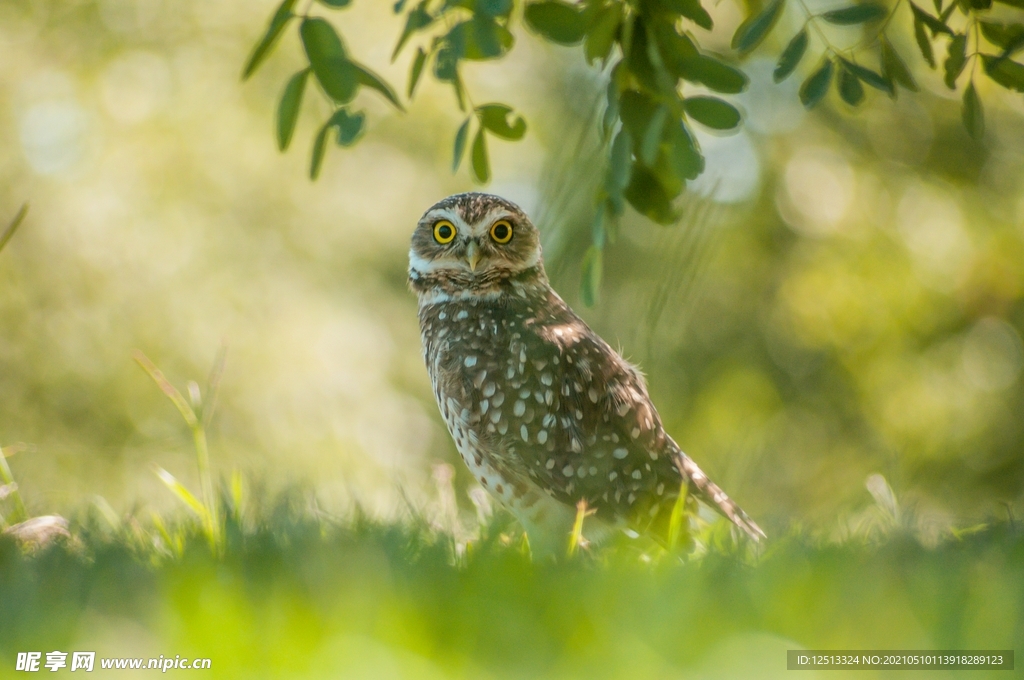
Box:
410, 192, 764, 555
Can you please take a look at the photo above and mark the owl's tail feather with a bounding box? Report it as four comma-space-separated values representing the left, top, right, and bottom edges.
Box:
673, 452, 766, 542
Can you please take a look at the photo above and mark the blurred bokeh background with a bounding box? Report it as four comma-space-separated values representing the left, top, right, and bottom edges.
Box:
2, 0, 1023, 542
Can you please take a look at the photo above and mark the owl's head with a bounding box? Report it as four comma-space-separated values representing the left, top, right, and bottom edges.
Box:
409, 193, 544, 294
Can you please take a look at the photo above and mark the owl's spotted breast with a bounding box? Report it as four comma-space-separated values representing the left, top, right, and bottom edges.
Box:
419, 286, 684, 536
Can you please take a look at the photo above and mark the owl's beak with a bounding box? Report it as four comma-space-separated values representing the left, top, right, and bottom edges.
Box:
465, 241, 481, 272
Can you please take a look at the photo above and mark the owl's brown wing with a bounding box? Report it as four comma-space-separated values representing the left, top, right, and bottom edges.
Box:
492, 291, 764, 541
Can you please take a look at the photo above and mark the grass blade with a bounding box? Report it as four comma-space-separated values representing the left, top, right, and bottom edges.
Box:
0, 203, 28, 256
153, 464, 209, 521
133, 350, 198, 428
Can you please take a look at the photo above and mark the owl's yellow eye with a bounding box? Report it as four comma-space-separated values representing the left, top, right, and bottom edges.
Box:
490, 220, 513, 244
433, 220, 456, 244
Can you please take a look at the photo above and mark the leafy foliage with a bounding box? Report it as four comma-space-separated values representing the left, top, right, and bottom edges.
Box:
244, 0, 1024, 305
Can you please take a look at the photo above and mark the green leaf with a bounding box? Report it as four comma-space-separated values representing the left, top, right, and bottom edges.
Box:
477, 0, 515, 18
840, 57, 893, 94
277, 69, 309, 151
659, 0, 714, 31
910, 3, 954, 36
689, 55, 749, 93
453, 118, 471, 171
619, 90, 659, 151
471, 129, 490, 183
301, 18, 359, 103
820, 3, 887, 24
434, 46, 458, 82
318, 0, 351, 6
448, 15, 515, 59
585, 2, 623, 64
837, 62, 865, 105
579, 245, 603, 307
982, 54, 1024, 91
683, 96, 741, 129
940, 1, 957, 24
477, 104, 527, 140
625, 165, 677, 224
943, 34, 967, 89
626, 19, 669, 94
640, 105, 670, 165
352, 62, 403, 109
663, 119, 704, 181
606, 128, 632, 216
994, 0, 1024, 8
408, 47, 427, 98
310, 121, 331, 180
980, 22, 1024, 56
328, 108, 365, 146
242, 0, 297, 80
913, 14, 935, 68
393, 2, 434, 61
962, 81, 984, 139
800, 58, 834, 108
524, 1, 587, 44
651, 21, 699, 78
602, 77, 620, 138
881, 39, 919, 91
731, 0, 784, 54
774, 29, 808, 82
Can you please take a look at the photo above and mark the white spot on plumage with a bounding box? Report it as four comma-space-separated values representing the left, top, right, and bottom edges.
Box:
513, 400, 526, 417
464, 355, 477, 368
520, 425, 529, 442
562, 465, 574, 477
613, 448, 628, 459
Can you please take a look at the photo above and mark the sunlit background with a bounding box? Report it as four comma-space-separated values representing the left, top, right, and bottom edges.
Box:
2, 0, 1024, 536
2, 0, 1024, 677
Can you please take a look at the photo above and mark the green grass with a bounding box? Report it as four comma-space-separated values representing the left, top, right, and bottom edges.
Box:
2, 352, 1020, 679
0, 500, 1020, 679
